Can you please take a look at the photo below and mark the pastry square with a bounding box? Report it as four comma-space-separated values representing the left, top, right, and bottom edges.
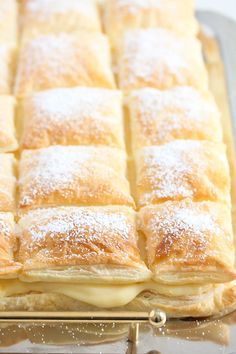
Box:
0, 96, 18, 152
15, 32, 115, 98
19, 145, 134, 211
139, 200, 235, 284
118, 29, 208, 93
21, 87, 124, 149
0, 212, 21, 278
104, 0, 198, 50
129, 87, 222, 149
18, 206, 151, 283
0, 0, 18, 45
135, 141, 230, 207
22, 0, 101, 40
0, 154, 16, 212
0, 45, 15, 95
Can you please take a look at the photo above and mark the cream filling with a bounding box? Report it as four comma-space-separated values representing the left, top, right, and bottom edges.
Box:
0, 280, 212, 308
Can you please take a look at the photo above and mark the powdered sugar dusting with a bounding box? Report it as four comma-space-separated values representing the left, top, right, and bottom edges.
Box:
17, 33, 78, 88
130, 87, 221, 145
122, 29, 189, 84
145, 201, 222, 262
26, 0, 96, 20
0, 214, 12, 240
137, 140, 225, 205
31, 88, 118, 119
27, 207, 132, 243
19, 207, 144, 268
23, 88, 122, 148
120, 29, 205, 90
19, 145, 132, 208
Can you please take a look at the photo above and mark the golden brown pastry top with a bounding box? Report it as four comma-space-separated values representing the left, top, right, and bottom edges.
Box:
21, 87, 124, 149
118, 28, 208, 93
129, 87, 222, 149
19, 145, 134, 211
135, 140, 230, 207
0, 212, 21, 277
18, 206, 149, 281
139, 200, 235, 285
15, 32, 115, 97
21, 0, 101, 39
105, 0, 198, 49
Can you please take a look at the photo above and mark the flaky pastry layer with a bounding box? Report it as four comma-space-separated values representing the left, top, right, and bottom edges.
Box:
0, 213, 21, 277
135, 140, 230, 206
18, 206, 149, 283
138, 200, 235, 285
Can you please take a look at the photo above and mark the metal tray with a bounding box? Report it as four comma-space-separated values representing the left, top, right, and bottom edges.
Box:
0, 11, 236, 354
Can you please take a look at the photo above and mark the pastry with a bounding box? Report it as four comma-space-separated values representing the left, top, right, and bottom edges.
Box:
19, 145, 134, 211
18, 206, 151, 283
0, 154, 16, 212
21, 0, 101, 40
0, 96, 18, 152
20, 87, 124, 149
135, 140, 230, 207
129, 87, 222, 149
0, 0, 18, 46
15, 32, 115, 97
118, 28, 208, 93
138, 200, 235, 284
0, 212, 21, 278
104, 0, 198, 51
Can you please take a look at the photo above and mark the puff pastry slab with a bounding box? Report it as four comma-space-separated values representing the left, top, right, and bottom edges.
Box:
0, 154, 16, 213
135, 141, 230, 207
15, 32, 115, 98
19, 145, 134, 211
20, 87, 124, 149
0, 96, 18, 152
0, 213, 21, 278
18, 206, 150, 283
138, 200, 235, 285
0, 45, 15, 95
104, 0, 198, 50
118, 28, 208, 93
129, 87, 222, 149
0, 0, 18, 46
21, 0, 101, 39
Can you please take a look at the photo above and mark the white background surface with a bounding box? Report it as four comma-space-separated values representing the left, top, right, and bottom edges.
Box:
197, 0, 236, 20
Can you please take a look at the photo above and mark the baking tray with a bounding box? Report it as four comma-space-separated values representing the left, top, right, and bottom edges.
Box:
0, 10, 236, 354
